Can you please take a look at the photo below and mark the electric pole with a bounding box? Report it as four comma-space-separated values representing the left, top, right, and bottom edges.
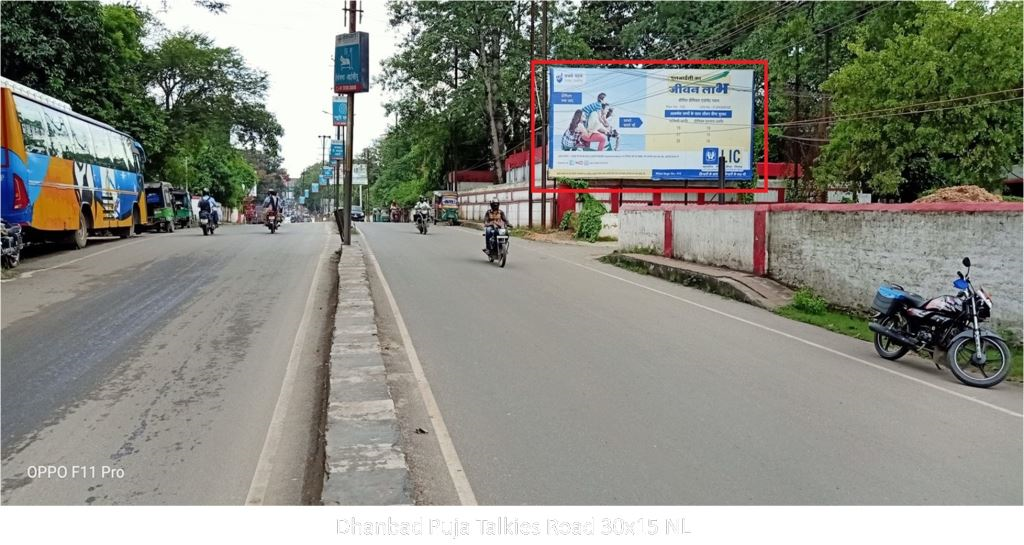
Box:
528, 0, 535, 229
540, 0, 549, 228
340, 0, 361, 245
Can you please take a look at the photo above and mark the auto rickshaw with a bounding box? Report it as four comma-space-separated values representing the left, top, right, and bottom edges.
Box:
434, 190, 459, 225
144, 182, 176, 232
171, 188, 193, 229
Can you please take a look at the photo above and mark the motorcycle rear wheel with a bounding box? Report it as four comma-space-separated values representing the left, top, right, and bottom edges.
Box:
947, 336, 1011, 388
873, 314, 911, 360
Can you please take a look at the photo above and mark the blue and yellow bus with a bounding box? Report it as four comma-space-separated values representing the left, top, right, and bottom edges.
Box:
1, 77, 146, 249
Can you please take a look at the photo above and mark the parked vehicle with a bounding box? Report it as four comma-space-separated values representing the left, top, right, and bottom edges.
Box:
484, 227, 510, 268
144, 182, 176, 232
171, 189, 193, 228
1, 77, 146, 249
265, 210, 280, 234
198, 209, 217, 236
1, 218, 24, 269
868, 257, 1011, 388
434, 190, 459, 225
351, 205, 365, 222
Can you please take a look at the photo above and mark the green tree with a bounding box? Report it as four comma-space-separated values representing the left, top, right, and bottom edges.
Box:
815, 1, 1023, 199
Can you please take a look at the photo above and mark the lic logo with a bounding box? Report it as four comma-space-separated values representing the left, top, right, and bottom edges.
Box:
556, 73, 563, 83
702, 147, 719, 165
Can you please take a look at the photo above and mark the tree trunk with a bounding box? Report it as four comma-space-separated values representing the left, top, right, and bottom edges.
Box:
476, 6, 506, 185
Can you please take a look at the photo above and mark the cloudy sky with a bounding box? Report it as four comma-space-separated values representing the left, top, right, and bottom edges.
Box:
135, 0, 400, 175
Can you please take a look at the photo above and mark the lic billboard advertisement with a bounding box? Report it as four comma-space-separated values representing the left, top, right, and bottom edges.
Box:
333, 95, 348, 126
547, 68, 754, 180
334, 32, 370, 93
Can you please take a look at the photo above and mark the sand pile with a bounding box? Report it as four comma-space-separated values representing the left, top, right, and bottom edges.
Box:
914, 185, 1002, 203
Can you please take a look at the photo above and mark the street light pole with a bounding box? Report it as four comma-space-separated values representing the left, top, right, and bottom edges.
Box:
341, 0, 358, 246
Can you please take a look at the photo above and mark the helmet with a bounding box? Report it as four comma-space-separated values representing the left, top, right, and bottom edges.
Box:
269, 189, 277, 195
202, 188, 210, 196
490, 198, 499, 210
419, 195, 426, 202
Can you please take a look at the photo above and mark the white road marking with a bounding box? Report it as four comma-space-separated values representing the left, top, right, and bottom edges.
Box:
3, 237, 148, 281
360, 231, 479, 506
454, 227, 1023, 419
245, 225, 333, 505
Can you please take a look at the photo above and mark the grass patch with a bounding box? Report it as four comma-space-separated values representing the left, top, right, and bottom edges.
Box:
599, 255, 649, 275
775, 304, 875, 342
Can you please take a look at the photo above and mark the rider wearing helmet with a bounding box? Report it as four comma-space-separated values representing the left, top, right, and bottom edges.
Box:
413, 195, 432, 225
483, 198, 511, 253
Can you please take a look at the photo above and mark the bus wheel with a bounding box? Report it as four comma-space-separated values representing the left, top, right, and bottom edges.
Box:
72, 209, 89, 249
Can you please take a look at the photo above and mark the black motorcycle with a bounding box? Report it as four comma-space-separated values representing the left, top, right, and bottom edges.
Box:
1, 219, 25, 269
869, 257, 1011, 388
199, 210, 217, 236
483, 226, 509, 268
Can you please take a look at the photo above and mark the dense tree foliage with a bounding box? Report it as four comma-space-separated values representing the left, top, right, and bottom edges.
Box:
0, 1, 283, 207
373, 0, 1021, 204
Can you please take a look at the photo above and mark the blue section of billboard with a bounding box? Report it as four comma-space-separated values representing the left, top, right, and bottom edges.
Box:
329, 140, 345, 161
332, 96, 349, 126
334, 32, 370, 93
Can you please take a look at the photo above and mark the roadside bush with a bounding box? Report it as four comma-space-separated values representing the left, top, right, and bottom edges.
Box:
559, 211, 575, 231
793, 288, 828, 315
574, 196, 606, 242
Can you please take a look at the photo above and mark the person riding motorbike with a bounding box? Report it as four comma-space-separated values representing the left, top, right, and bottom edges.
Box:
390, 201, 401, 222
197, 189, 219, 227
263, 189, 282, 224
413, 195, 432, 224
483, 198, 511, 254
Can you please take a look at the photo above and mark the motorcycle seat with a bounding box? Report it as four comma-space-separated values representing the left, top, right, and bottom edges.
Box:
904, 292, 927, 308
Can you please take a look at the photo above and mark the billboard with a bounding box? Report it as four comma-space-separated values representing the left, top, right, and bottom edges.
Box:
333, 95, 348, 126
334, 32, 370, 93
329, 139, 345, 161
547, 68, 754, 180
353, 164, 368, 186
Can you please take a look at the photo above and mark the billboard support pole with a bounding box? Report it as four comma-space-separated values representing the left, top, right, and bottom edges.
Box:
528, 0, 535, 230
540, 0, 549, 229
718, 155, 726, 204
340, 1, 358, 245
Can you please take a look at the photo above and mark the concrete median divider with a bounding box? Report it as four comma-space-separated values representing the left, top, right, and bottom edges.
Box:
321, 240, 413, 505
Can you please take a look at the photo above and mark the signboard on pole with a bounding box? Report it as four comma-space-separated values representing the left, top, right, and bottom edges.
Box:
322, 166, 334, 179
311, 183, 319, 193
332, 95, 349, 126
353, 163, 368, 186
329, 139, 345, 161
334, 32, 370, 93
299, 196, 306, 204
547, 68, 754, 180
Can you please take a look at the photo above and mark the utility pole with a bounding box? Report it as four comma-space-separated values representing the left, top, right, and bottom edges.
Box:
340, 0, 360, 245
528, 0, 535, 229
540, 0, 548, 229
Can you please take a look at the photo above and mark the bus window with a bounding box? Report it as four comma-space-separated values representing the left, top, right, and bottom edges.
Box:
112, 135, 132, 172
90, 124, 114, 169
42, 108, 73, 159
12, 96, 50, 155
68, 117, 96, 163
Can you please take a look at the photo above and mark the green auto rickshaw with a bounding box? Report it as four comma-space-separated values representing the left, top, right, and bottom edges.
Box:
144, 182, 176, 232
434, 190, 459, 225
171, 188, 193, 229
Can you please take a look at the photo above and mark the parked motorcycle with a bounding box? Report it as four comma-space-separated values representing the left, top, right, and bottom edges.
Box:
1, 219, 25, 269
484, 226, 509, 268
868, 257, 1011, 388
266, 211, 280, 234
199, 210, 217, 236
414, 211, 429, 235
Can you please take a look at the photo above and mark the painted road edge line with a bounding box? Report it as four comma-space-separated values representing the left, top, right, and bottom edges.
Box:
4, 237, 148, 281
452, 226, 1022, 419
245, 224, 332, 505
361, 231, 479, 506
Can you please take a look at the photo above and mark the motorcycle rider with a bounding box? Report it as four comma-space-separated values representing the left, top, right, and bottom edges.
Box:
263, 189, 282, 224
483, 198, 511, 254
197, 188, 219, 227
413, 195, 432, 225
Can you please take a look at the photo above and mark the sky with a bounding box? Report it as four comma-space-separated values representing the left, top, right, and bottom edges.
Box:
134, 0, 400, 176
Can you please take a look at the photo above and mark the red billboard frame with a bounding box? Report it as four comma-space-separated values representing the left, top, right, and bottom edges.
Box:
529, 59, 770, 194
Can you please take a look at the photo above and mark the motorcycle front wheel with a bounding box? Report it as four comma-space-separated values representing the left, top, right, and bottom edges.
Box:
499, 246, 507, 268
947, 335, 1011, 388
873, 314, 911, 360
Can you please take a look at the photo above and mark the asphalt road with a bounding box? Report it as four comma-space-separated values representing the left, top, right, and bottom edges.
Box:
359, 221, 1023, 505
1, 222, 336, 505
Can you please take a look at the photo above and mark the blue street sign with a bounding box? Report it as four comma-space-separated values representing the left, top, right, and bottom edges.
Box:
322, 166, 334, 178
311, 183, 319, 193
334, 32, 370, 93
329, 139, 345, 161
333, 95, 348, 126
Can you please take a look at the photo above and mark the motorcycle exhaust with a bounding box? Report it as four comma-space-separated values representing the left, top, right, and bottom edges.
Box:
868, 322, 920, 348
